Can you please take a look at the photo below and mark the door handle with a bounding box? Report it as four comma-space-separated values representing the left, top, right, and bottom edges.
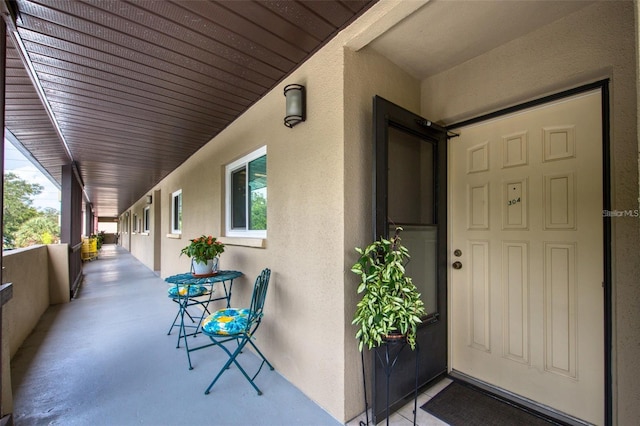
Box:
452, 261, 463, 270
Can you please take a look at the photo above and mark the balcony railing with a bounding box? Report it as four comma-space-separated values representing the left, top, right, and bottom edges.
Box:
1, 244, 71, 414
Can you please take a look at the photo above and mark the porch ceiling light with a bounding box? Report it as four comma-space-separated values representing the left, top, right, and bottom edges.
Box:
284, 84, 305, 128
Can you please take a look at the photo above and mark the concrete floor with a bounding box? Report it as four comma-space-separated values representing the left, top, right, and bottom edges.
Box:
10, 244, 343, 426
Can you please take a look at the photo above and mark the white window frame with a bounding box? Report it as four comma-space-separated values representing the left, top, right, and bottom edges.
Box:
225, 146, 267, 238
143, 206, 150, 233
123, 213, 129, 234
171, 189, 182, 234
132, 213, 138, 233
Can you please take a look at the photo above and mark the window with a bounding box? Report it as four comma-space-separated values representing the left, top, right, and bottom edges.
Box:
133, 213, 138, 233
226, 146, 267, 238
171, 189, 182, 234
143, 206, 150, 233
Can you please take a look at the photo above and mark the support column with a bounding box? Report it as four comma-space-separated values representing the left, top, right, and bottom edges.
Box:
61, 164, 84, 297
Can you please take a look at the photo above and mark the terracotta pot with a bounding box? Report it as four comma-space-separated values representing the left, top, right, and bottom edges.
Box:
383, 332, 406, 345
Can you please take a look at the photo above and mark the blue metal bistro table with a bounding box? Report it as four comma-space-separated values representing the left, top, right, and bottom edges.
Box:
165, 270, 243, 369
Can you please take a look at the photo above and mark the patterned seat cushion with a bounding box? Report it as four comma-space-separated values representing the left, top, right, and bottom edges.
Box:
202, 308, 251, 336
167, 285, 208, 298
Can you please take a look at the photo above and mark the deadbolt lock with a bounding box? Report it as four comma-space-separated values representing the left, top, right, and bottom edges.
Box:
453, 249, 462, 257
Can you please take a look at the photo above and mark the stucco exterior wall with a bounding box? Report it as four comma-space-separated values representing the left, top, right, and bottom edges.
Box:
343, 48, 421, 421
344, 49, 420, 419
47, 244, 70, 305
1, 244, 72, 415
420, 2, 639, 423
128, 198, 156, 269
136, 21, 348, 423
2, 245, 50, 414
3, 246, 50, 359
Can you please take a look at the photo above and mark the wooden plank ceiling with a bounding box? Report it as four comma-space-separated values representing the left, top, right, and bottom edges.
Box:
4, 0, 376, 217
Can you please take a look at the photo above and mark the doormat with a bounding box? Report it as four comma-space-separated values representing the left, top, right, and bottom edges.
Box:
421, 381, 563, 425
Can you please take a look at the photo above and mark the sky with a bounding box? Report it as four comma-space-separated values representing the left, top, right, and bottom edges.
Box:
4, 139, 61, 211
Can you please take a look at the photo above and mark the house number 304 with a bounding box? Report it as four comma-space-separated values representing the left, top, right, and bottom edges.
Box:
508, 197, 521, 206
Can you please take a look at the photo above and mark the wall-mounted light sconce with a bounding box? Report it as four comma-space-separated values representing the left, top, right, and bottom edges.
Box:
284, 84, 306, 128
146, 195, 153, 204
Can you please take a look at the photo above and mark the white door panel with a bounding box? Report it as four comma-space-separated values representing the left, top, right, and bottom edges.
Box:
449, 91, 603, 424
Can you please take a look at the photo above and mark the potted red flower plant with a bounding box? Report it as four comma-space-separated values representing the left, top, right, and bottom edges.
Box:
180, 235, 225, 275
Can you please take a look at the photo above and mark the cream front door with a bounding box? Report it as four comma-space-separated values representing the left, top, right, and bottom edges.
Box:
449, 90, 604, 425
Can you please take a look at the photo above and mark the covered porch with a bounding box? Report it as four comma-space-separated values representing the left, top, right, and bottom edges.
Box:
0, 1, 638, 425
9, 244, 450, 425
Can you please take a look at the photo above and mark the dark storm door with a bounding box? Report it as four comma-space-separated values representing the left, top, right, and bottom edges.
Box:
371, 96, 448, 423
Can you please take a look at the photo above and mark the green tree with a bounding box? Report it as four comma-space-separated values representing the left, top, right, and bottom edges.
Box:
15, 208, 60, 247
3, 172, 42, 248
250, 192, 267, 230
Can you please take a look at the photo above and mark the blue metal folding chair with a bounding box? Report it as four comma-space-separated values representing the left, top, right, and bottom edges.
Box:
165, 271, 242, 369
165, 282, 214, 366
200, 268, 274, 395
